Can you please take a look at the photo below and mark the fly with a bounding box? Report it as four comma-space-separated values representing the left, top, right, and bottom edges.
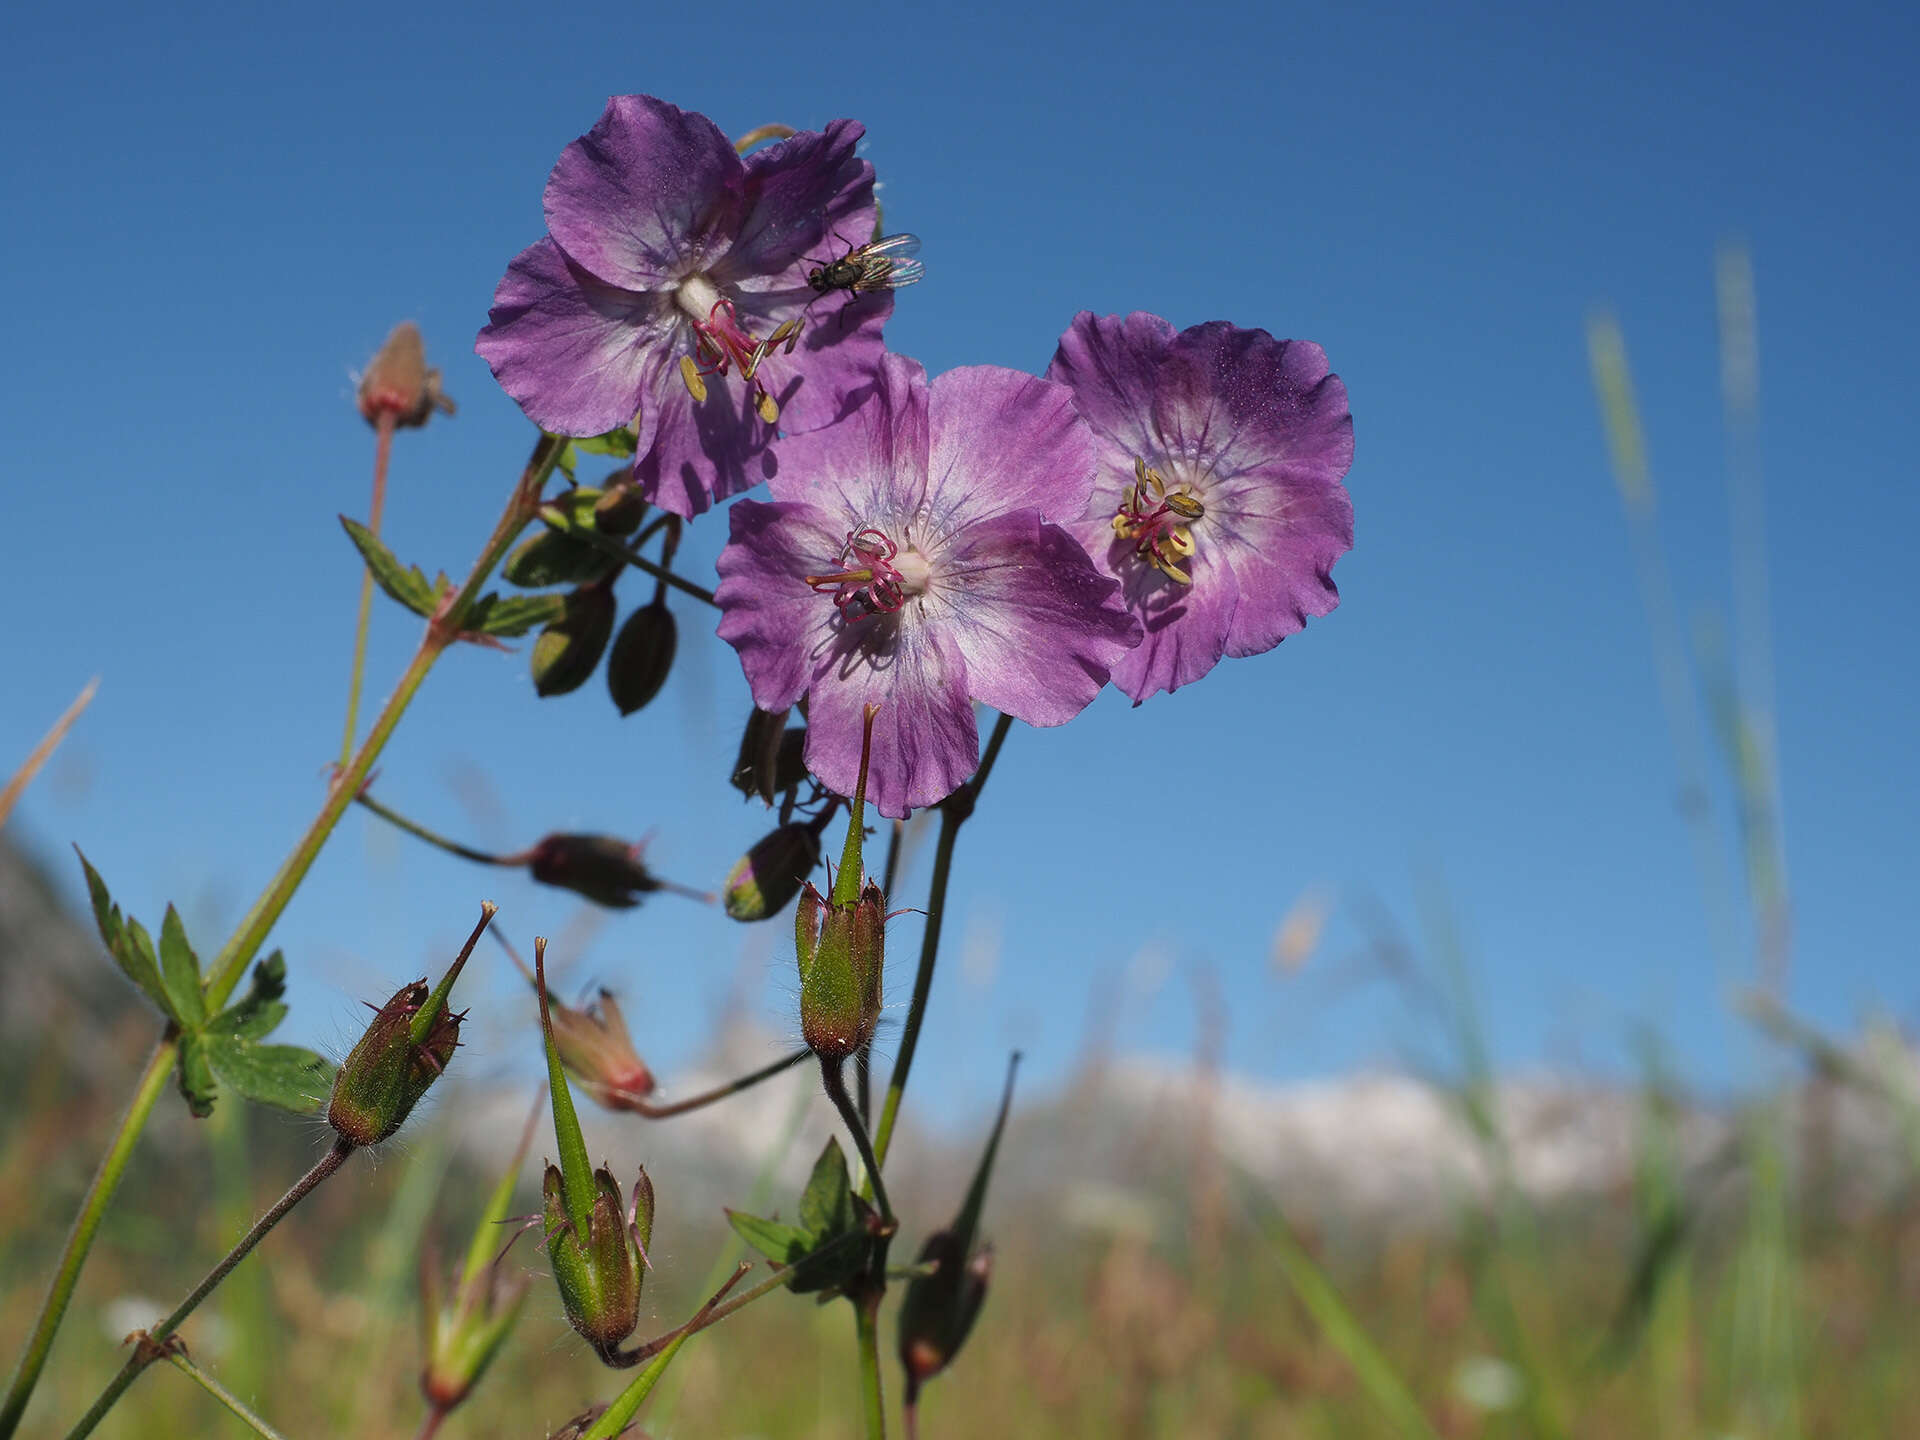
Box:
806, 233, 925, 297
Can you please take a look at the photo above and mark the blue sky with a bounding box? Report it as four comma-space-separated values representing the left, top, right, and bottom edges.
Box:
2, 0, 1915, 1129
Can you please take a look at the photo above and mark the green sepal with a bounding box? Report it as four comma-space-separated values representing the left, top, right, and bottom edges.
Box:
540, 488, 607, 534
339, 515, 443, 618
175, 1032, 219, 1117
466, 591, 567, 638
75, 849, 172, 1018
503, 530, 617, 588
531, 586, 616, 697
157, 905, 206, 1027
726, 1211, 808, 1265
204, 1035, 335, 1115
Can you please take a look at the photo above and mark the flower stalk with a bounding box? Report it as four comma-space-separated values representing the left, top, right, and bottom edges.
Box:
0, 434, 563, 1440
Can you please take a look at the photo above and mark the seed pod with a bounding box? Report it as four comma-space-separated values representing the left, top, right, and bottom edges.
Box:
525, 832, 705, 909
730, 707, 791, 805
357, 321, 455, 429
723, 821, 824, 922
796, 708, 885, 1061
606, 599, 677, 715
532, 584, 616, 697
593, 477, 647, 536
505, 530, 618, 589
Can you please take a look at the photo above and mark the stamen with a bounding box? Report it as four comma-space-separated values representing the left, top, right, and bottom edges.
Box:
1115, 457, 1203, 585
679, 355, 708, 403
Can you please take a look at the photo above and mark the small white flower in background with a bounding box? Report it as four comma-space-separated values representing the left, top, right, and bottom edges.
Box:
1451, 1353, 1523, 1412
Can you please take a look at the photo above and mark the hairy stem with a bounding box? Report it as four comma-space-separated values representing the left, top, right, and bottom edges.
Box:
166, 1352, 295, 1440
65, 1139, 355, 1439
0, 434, 563, 1440
627, 1048, 812, 1119
821, 1059, 893, 1223
339, 409, 397, 766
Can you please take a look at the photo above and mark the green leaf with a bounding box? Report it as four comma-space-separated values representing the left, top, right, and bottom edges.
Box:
573, 426, 638, 459
204, 1035, 335, 1115
208, 951, 289, 1040
75, 849, 172, 1017
726, 1210, 808, 1265
502, 530, 617, 589
798, 1138, 854, 1239
175, 1033, 219, 1118
466, 591, 567, 638
157, 905, 206, 1027
340, 516, 436, 617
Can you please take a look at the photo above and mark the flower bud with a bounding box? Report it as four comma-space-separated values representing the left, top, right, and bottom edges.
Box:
606, 599, 677, 715
531, 583, 616, 697
796, 880, 885, 1060
328, 904, 496, 1147
543, 1159, 647, 1359
419, 1094, 539, 1417
534, 937, 653, 1364
897, 1053, 1018, 1405
796, 706, 884, 1061
525, 832, 707, 909
723, 821, 823, 922
730, 706, 793, 806
356, 321, 455, 429
592, 477, 648, 536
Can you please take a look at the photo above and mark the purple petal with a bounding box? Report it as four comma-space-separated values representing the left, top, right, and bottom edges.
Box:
1094, 534, 1243, 703
716, 498, 843, 709
544, 95, 743, 292
633, 380, 779, 518
803, 614, 979, 820
933, 511, 1139, 725
735, 286, 892, 439
1044, 311, 1177, 456
475, 237, 676, 443
923, 366, 1102, 534
1152, 325, 1355, 489
766, 351, 929, 519
723, 120, 875, 283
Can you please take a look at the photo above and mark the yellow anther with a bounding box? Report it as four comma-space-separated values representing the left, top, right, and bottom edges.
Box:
1165, 492, 1204, 520
1155, 557, 1192, 585
1163, 526, 1195, 559
743, 341, 767, 380
679, 355, 708, 403
756, 389, 780, 425
767, 319, 803, 354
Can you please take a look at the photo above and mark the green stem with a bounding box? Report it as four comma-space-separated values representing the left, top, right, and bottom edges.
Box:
354, 791, 522, 866
563, 520, 718, 608
820, 1060, 893, 1223
0, 434, 563, 1440
0, 1043, 174, 1437
855, 1299, 887, 1440
867, 712, 1012, 1173
166, 1352, 295, 1440
339, 409, 398, 766
65, 1139, 355, 1440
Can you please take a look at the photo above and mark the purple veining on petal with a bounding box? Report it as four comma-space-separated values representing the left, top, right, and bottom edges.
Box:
1047, 312, 1355, 703
477, 95, 885, 515
717, 357, 1138, 816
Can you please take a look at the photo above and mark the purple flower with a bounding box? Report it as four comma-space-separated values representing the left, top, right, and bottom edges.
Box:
476, 96, 887, 516
1045, 313, 1354, 703
716, 354, 1140, 818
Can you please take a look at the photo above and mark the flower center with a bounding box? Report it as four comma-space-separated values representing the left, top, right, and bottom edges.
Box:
1112, 457, 1204, 584
673, 273, 803, 425
804, 528, 931, 621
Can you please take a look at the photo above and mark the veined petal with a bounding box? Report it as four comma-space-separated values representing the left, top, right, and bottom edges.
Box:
934, 511, 1138, 725
803, 613, 978, 821
634, 380, 779, 518
1097, 536, 1242, 703
724, 119, 875, 282
923, 367, 1101, 535
1044, 311, 1177, 457
544, 95, 743, 292
1151, 326, 1354, 488
768, 351, 929, 521
476, 237, 676, 444
716, 499, 844, 709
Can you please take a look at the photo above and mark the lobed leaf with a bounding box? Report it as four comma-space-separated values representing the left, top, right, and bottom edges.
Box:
75, 849, 173, 1018
157, 904, 206, 1027
467, 591, 567, 638
204, 1035, 335, 1115
340, 516, 437, 617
